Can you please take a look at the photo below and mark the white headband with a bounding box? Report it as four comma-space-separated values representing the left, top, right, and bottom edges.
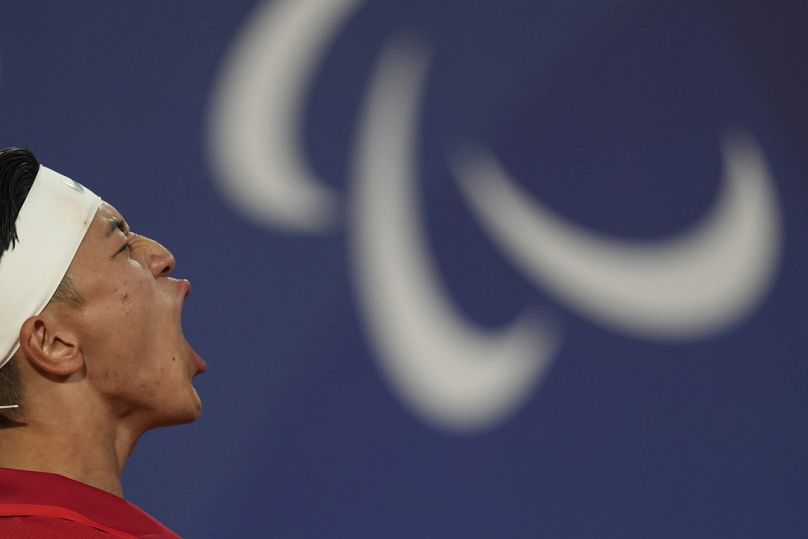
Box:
0, 165, 101, 370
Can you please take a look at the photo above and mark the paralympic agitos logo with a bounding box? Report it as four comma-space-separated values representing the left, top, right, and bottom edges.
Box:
207, 0, 782, 433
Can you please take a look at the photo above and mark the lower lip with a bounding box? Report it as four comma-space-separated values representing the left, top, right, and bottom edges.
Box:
192, 386, 202, 409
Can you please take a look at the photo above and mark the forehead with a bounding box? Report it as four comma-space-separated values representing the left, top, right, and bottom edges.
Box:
96, 202, 125, 225
85, 202, 127, 237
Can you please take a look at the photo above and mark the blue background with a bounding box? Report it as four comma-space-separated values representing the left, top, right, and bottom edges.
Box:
1, 1, 807, 536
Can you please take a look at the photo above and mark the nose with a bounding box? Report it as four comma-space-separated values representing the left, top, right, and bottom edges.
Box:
143, 236, 176, 278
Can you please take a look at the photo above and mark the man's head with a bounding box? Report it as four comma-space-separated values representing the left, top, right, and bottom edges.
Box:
0, 148, 206, 430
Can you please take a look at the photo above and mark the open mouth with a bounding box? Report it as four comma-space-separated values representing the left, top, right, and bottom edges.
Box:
175, 278, 206, 376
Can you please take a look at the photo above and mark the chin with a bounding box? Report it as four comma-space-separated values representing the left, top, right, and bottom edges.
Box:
148, 395, 203, 429
149, 410, 200, 430
176, 393, 204, 424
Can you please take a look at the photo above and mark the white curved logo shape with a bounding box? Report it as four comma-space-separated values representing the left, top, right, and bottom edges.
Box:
208, 0, 363, 232
450, 138, 781, 339
350, 39, 560, 431
208, 1, 783, 433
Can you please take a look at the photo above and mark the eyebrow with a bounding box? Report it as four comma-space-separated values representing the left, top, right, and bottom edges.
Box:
106, 217, 127, 237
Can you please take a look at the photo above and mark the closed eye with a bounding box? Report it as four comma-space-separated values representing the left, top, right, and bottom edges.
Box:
112, 241, 131, 259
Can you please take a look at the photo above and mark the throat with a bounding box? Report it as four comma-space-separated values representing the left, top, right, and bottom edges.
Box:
0, 415, 140, 498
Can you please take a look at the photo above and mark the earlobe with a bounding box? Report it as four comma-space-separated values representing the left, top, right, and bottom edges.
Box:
18, 316, 84, 377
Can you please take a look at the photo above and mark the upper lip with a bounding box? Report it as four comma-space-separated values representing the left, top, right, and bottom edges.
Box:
179, 278, 192, 299
168, 278, 192, 301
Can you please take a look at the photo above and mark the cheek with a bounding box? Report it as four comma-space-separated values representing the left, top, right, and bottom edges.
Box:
87, 341, 172, 403
109, 280, 171, 341
84, 285, 158, 373
114, 278, 149, 312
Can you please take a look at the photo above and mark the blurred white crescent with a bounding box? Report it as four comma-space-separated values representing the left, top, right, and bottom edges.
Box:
450, 136, 781, 339
351, 39, 560, 432
208, 0, 363, 232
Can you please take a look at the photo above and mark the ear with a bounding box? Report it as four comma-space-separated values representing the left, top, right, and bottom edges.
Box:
18, 314, 84, 377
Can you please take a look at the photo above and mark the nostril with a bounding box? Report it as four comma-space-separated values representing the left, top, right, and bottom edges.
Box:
163, 254, 176, 276
154, 253, 176, 277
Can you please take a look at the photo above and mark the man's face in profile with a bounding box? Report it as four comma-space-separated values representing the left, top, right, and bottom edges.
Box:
45, 202, 207, 428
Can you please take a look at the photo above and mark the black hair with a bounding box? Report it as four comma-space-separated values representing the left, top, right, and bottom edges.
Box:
0, 148, 40, 259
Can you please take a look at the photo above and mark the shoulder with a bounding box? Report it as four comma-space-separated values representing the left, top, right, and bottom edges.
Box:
0, 515, 111, 538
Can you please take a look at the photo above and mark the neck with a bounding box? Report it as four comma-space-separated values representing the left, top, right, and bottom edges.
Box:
0, 395, 143, 498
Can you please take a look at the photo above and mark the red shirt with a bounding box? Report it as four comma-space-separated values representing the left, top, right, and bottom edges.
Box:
0, 467, 181, 538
